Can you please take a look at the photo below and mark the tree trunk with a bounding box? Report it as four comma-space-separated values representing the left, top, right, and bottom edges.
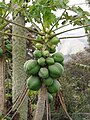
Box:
12, 15, 28, 120
0, 34, 5, 115
34, 85, 47, 120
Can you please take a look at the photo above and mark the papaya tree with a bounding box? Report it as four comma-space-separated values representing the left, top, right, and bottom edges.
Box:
22, 0, 90, 120
0, 0, 90, 120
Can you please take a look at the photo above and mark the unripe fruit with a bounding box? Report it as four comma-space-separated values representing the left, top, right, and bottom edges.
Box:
42, 50, 49, 57
38, 57, 46, 66
33, 50, 42, 58
35, 43, 43, 50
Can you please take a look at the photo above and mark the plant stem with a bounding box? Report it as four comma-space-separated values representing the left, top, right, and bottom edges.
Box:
50, 24, 90, 38
11, 89, 28, 120
59, 33, 90, 39
31, 21, 41, 32
0, 31, 36, 41
49, 10, 66, 33
3, 85, 27, 119
53, 23, 70, 32
0, 16, 44, 36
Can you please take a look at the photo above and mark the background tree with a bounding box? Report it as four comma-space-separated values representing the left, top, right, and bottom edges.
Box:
12, 2, 28, 120
0, 33, 5, 116
0, 2, 10, 116
85, 0, 90, 46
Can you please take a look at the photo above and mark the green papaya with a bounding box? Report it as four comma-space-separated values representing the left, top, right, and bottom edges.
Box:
48, 80, 61, 93
48, 62, 64, 78
42, 50, 49, 57
35, 43, 43, 50
6, 51, 12, 58
52, 52, 64, 63
49, 37, 59, 45
36, 35, 43, 42
27, 76, 42, 91
24, 60, 40, 75
0, 48, 3, 58
38, 57, 45, 66
44, 77, 54, 86
38, 67, 49, 79
5, 39, 11, 45
48, 93, 53, 103
48, 45, 56, 53
33, 50, 42, 58
46, 57, 54, 65
60, 61, 64, 66
54, 62, 64, 73
5, 44, 12, 52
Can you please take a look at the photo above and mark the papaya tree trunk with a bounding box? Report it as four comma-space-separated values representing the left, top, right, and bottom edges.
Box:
34, 84, 47, 120
0, 34, 5, 115
12, 15, 28, 120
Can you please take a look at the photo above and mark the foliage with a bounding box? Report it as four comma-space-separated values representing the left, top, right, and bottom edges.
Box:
60, 49, 90, 114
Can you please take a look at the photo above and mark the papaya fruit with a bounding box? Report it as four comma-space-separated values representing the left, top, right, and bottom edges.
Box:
6, 51, 12, 58
36, 35, 43, 42
33, 50, 42, 58
27, 76, 42, 91
42, 50, 49, 57
52, 52, 64, 63
48, 93, 53, 103
44, 77, 54, 86
48, 45, 56, 53
48, 80, 61, 93
60, 61, 64, 66
24, 60, 40, 75
0, 48, 3, 58
35, 43, 43, 50
49, 37, 59, 45
46, 57, 54, 65
55, 62, 64, 73
38, 67, 49, 79
38, 57, 45, 66
48, 62, 64, 78
5, 44, 12, 52
5, 39, 11, 45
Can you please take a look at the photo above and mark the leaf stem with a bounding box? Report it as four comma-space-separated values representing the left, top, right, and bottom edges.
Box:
0, 16, 44, 36
59, 33, 90, 39
0, 31, 36, 41
31, 21, 41, 32
49, 10, 66, 33
53, 23, 70, 32
50, 24, 90, 38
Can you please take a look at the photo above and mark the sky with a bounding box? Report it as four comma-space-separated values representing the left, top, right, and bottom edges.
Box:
57, 0, 90, 55
0, 0, 89, 55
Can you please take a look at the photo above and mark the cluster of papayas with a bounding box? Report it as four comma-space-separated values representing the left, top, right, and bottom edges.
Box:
0, 39, 12, 59
5, 39, 12, 58
35, 34, 60, 54
24, 48, 64, 103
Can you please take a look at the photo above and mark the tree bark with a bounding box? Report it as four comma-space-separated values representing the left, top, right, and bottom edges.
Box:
0, 34, 5, 115
12, 15, 28, 120
34, 84, 47, 120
